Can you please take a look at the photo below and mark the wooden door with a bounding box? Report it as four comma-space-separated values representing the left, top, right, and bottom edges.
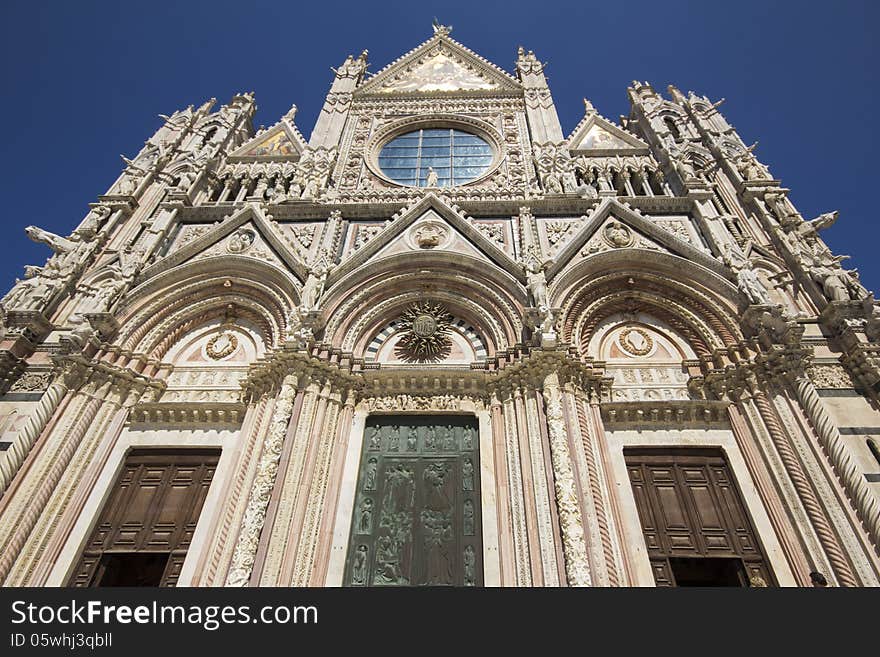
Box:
343, 416, 482, 586
625, 448, 774, 587
69, 449, 220, 587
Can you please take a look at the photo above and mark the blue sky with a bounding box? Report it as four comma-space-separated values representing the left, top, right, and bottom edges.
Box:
1, 1, 877, 291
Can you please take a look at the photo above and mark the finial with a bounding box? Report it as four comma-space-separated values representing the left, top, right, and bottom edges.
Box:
583, 98, 596, 114
432, 17, 452, 35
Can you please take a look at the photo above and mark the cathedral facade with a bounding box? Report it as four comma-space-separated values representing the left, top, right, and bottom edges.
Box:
1, 26, 879, 587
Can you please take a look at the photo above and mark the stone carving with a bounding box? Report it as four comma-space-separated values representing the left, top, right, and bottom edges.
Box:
545, 220, 576, 247
354, 224, 383, 250
723, 244, 771, 305
226, 375, 298, 586
9, 370, 52, 393
395, 301, 453, 362
227, 228, 256, 254
808, 363, 854, 389
411, 221, 448, 249
76, 206, 112, 239
618, 327, 653, 357
291, 224, 316, 250
533, 142, 576, 194
425, 167, 439, 187
542, 379, 592, 586
525, 258, 549, 309
603, 220, 634, 248
205, 332, 239, 360
299, 261, 329, 311
474, 222, 504, 247
366, 394, 469, 412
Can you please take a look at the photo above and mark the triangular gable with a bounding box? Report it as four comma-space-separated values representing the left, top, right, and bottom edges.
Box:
546, 198, 730, 281
328, 193, 524, 284
229, 113, 307, 161
357, 33, 521, 96
140, 203, 308, 282
567, 111, 649, 154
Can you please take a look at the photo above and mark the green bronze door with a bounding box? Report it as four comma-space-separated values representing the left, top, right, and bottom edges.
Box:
344, 415, 482, 586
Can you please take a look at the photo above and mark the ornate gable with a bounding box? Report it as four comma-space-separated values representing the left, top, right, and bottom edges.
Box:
229, 106, 307, 161
568, 106, 649, 154
547, 198, 728, 281
141, 204, 308, 282
356, 30, 521, 96
329, 193, 524, 284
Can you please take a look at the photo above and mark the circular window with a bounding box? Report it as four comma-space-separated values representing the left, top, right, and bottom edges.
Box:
377, 128, 494, 188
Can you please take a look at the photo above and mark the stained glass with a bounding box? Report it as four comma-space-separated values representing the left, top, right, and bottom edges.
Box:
378, 128, 493, 187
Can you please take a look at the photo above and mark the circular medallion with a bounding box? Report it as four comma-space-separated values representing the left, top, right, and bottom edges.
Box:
412, 314, 437, 337
603, 221, 634, 248
395, 301, 453, 362
618, 327, 653, 357
206, 332, 238, 360
227, 229, 256, 254
406, 220, 451, 250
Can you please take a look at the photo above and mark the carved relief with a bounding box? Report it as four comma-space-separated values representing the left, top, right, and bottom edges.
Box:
808, 363, 855, 389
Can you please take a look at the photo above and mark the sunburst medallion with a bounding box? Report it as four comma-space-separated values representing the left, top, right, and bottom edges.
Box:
395, 301, 453, 362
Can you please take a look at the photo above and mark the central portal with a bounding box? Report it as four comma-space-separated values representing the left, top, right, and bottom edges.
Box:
343, 415, 482, 586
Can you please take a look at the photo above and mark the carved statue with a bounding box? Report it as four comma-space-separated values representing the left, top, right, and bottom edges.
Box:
809, 262, 851, 302
175, 169, 196, 192
300, 261, 329, 310
116, 174, 137, 196
25, 226, 76, 254
525, 260, 549, 308
425, 167, 439, 187
763, 191, 796, 224
724, 244, 771, 305
543, 171, 563, 194
90, 273, 126, 311
1, 266, 59, 311
76, 205, 111, 238
301, 177, 318, 200
736, 153, 769, 181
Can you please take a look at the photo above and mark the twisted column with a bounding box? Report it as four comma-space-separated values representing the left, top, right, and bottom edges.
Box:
793, 373, 880, 551
0, 393, 100, 584
226, 374, 298, 586
542, 374, 592, 586
0, 375, 68, 495
751, 389, 858, 586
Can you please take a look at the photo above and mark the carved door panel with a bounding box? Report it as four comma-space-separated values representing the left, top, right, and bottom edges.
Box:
625, 448, 774, 587
69, 449, 219, 587
344, 415, 482, 586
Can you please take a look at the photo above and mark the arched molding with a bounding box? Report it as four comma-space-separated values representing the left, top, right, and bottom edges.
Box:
321, 253, 526, 353
347, 292, 498, 359
554, 255, 743, 361
116, 260, 298, 358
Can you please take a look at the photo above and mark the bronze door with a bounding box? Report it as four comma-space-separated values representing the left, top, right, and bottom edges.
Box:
69, 449, 220, 587
625, 448, 774, 587
344, 415, 482, 586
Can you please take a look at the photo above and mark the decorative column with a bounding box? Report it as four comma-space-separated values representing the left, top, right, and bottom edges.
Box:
499, 387, 532, 586
0, 370, 69, 495
748, 381, 859, 586
0, 364, 96, 583
567, 383, 623, 586
541, 372, 592, 586
225, 373, 298, 586
792, 372, 880, 551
